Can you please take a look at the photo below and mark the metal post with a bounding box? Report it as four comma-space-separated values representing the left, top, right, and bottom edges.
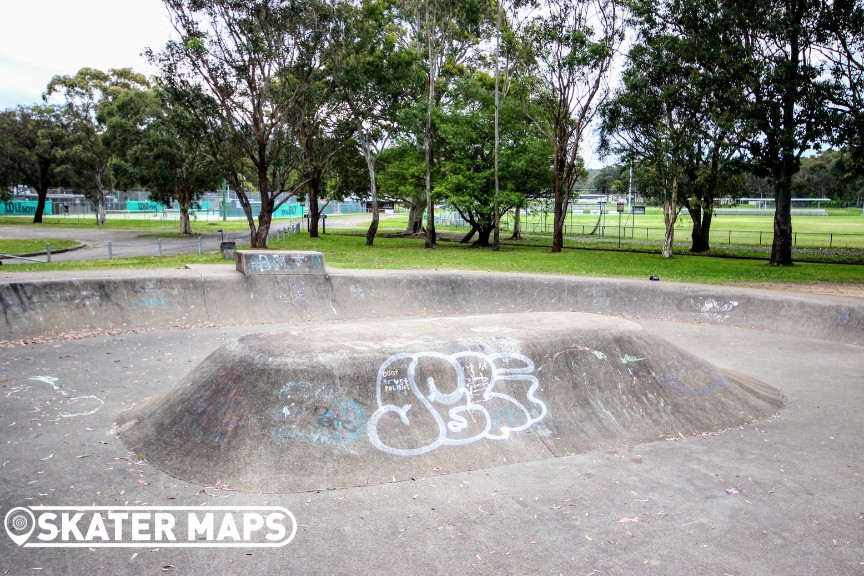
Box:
222, 179, 228, 222
198, 236, 203, 255
46, 243, 51, 263
158, 239, 163, 257
108, 241, 113, 259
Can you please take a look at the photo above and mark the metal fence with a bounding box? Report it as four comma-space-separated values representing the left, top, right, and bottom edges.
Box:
433, 213, 864, 250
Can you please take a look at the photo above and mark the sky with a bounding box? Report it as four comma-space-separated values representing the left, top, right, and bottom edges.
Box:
0, 0, 175, 109
0, 1, 610, 168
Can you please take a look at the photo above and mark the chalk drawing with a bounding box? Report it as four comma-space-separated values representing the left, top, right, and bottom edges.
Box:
175, 375, 248, 446
28, 376, 105, 417
678, 296, 739, 321
367, 351, 547, 457
543, 345, 609, 366
247, 253, 321, 273
129, 297, 169, 309
661, 356, 728, 397
272, 382, 367, 451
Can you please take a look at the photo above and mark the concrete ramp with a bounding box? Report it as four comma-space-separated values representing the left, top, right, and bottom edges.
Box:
116, 312, 783, 493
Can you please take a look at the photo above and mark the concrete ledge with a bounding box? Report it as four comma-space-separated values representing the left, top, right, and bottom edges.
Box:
1, 266, 862, 345
235, 250, 325, 276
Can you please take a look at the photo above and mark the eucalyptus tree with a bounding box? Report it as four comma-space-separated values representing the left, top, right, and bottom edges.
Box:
600, 36, 691, 258
331, 0, 419, 246
102, 89, 221, 235
733, 0, 838, 265
435, 74, 551, 247
519, 0, 624, 253
44, 67, 149, 225
0, 105, 68, 223
399, 0, 494, 248
152, 0, 344, 247
625, 0, 752, 253
821, 0, 864, 181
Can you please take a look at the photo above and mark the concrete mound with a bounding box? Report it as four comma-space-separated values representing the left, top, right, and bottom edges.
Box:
116, 312, 783, 493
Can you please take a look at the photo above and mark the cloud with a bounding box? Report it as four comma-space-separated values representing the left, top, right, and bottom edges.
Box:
0, 0, 173, 108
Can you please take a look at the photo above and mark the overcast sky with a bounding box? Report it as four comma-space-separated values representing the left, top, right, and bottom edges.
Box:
0, 0, 175, 109
0, 1, 611, 167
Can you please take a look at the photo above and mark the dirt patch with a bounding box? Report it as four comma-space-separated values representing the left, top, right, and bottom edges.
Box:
731, 281, 864, 299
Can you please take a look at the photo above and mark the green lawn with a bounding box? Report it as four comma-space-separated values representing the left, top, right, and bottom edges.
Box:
0, 215, 291, 233
2, 215, 862, 286
3, 231, 862, 285
0, 238, 80, 255
264, 233, 864, 285
358, 207, 864, 249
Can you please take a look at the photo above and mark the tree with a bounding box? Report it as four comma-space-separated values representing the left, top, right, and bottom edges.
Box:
735, 0, 838, 265
520, 0, 624, 253
0, 105, 68, 223
152, 0, 345, 248
601, 36, 690, 258
435, 74, 550, 247
592, 164, 626, 200
822, 0, 864, 184
401, 0, 493, 249
44, 68, 149, 225
103, 89, 221, 235
332, 0, 420, 246
376, 142, 428, 234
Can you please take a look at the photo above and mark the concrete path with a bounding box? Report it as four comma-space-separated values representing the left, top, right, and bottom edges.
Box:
1, 312, 861, 574
0, 225, 232, 263
0, 214, 400, 264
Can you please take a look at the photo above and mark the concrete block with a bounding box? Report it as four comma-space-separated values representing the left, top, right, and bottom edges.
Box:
235, 250, 325, 276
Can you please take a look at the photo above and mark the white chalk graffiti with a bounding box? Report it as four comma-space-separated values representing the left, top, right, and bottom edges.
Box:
367, 352, 547, 456
699, 298, 739, 321
29, 376, 104, 417
679, 296, 739, 322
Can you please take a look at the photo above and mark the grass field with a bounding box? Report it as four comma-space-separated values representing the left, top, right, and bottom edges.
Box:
2, 208, 863, 285
0, 238, 79, 255
3, 231, 861, 286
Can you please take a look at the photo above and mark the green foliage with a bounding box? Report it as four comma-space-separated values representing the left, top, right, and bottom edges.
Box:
435, 74, 552, 246
43, 67, 150, 225
0, 105, 68, 222
101, 88, 221, 234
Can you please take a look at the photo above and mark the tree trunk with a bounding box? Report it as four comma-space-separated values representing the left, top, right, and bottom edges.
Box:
95, 194, 107, 226
662, 177, 679, 258
254, 210, 272, 248
405, 203, 424, 234
363, 142, 379, 247
688, 203, 712, 253
423, 1, 436, 250
32, 185, 49, 224
179, 200, 192, 236
770, 173, 794, 265
474, 227, 492, 247
460, 226, 478, 244
551, 131, 571, 253
308, 175, 322, 239
510, 205, 522, 240
236, 186, 265, 248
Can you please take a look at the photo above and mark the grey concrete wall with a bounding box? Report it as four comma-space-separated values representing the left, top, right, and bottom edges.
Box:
1, 266, 862, 345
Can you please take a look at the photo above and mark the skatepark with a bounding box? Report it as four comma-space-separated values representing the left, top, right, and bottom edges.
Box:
0, 251, 862, 574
